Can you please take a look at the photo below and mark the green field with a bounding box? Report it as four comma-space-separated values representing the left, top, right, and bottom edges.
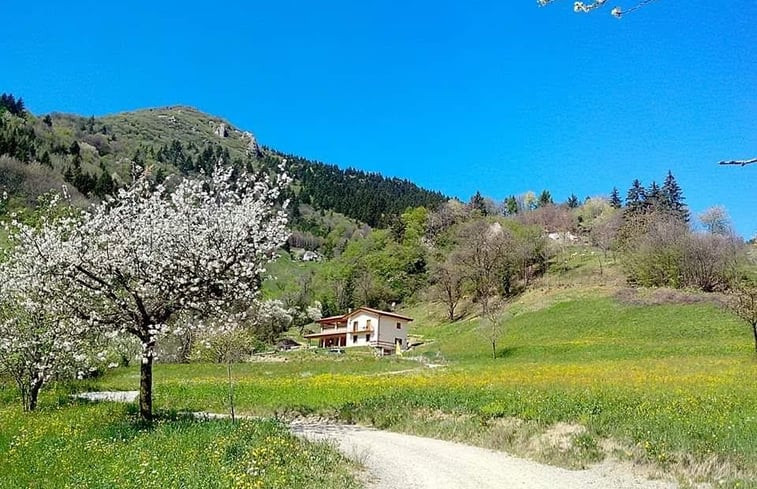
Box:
73, 287, 754, 486
0, 397, 360, 489
2, 255, 756, 487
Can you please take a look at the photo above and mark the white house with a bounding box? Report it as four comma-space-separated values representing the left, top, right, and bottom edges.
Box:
304, 307, 413, 354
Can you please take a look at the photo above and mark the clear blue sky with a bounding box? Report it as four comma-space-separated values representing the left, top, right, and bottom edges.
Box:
2, 0, 755, 236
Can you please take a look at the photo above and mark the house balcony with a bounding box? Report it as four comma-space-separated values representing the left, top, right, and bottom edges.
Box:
303, 326, 374, 339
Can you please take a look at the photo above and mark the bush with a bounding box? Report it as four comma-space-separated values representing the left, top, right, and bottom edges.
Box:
622, 212, 745, 291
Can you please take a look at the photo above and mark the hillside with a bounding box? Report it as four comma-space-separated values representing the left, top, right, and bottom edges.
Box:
0, 100, 446, 228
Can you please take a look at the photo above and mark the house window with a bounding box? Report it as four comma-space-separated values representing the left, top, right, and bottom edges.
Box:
365, 334, 371, 342
396, 322, 402, 329
366, 319, 372, 329
352, 335, 358, 343
353, 321, 359, 331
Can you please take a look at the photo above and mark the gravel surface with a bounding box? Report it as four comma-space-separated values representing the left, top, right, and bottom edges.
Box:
77, 392, 677, 488
291, 422, 677, 489
73, 391, 140, 402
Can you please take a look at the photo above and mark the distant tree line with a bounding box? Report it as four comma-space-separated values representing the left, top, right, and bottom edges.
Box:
0, 93, 25, 116
277, 152, 448, 228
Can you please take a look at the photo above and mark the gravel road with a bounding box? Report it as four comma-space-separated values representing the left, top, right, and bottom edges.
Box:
76, 392, 677, 489
291, 422, 677, 489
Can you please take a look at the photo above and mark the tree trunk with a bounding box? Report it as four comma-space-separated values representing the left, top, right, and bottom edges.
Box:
752, 322, 757, 353
28, 380, 41, 412
139, 349, 154, 421
227, 361, 236, 423
491, 340, 496, 359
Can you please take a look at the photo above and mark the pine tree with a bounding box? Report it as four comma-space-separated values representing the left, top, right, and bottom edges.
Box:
609, 187, 622, 209
662, 170, 689, 221
566, 194, 579, 209
469, 191, 487, 215
505, 196, 518, 215
39, 151, 52, 168
537, 190, 553, 207
94, 171, 115, 197
646, 181, 662, 210
625, 179, 646, 212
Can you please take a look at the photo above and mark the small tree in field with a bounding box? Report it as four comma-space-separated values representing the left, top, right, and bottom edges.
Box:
726, 284, 757, 353
3, 164, 290, 420
479, 301, 509, 359
0, 288, 91, 411
431, 257, 466, 321
0, 196, 95, 411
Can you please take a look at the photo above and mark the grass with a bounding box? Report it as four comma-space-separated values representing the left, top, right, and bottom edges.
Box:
0, 397, 361, 489
3, 248, 756, 487
75, 293, 756, 487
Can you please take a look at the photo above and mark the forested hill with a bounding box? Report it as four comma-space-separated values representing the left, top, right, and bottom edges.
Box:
279, 152, 446, 227
0, 96, 446, 227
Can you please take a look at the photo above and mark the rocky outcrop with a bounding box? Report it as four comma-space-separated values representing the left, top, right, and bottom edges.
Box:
213, 123, 228, 138
244, 131, 262, 157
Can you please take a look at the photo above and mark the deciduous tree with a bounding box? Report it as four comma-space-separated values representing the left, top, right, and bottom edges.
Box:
2, 164, 290, 420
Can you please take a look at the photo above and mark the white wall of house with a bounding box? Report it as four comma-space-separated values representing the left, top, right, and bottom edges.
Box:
377, 315, 408, 352
345, 312, 379, 347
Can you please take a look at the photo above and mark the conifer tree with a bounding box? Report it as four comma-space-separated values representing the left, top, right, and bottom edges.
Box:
537, 190, 553, 207
470, 191, 487, 215
566, 194, 580, 209
625, 179, 646, 212
609, 187, 622, 209
505, 196, 519, 215
646, 181, 662, 210
662, 170, 689, 222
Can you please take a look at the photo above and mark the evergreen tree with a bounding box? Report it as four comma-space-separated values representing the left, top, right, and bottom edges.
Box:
537, 189, 553, 207
69, 141, 80, 156
42, 115, 53, 127
662, 170, 689, 221
646, 181, 663, 210
566, 193, 579, 209
609, 187, 622, 209
39, 151, 52, 168
469, 191, 487, 215
0, 93, 25, 116
625, 179, 646, 212
505, 196, 519, 215
94, 171, 115, 197
154, 167, 167, 185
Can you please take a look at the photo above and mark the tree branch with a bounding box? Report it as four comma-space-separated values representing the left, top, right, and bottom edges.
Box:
718, 158, 757, 167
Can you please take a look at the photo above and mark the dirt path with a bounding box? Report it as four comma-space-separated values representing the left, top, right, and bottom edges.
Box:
77, 392, 677, 489
291, 422, 677, 489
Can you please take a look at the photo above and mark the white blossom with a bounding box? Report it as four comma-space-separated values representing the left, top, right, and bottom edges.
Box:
0, 162, 291, 417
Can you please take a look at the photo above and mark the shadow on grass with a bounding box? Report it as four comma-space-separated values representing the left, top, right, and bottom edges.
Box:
494, 346, 518, 359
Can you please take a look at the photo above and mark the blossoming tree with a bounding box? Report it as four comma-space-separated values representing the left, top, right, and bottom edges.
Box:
0, 196, 96, 411
2, 164, 290, 420
0, 267, 92, 411
537, 0, 659, 18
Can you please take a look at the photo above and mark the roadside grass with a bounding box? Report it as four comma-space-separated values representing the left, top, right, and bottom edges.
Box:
0, 398, 361, 489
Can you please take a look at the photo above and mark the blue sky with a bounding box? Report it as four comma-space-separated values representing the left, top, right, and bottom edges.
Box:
2, 0, 755, 236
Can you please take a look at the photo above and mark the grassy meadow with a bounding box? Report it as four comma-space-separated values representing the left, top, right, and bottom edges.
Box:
2, 249, 756, 487
0, 395, 361, 489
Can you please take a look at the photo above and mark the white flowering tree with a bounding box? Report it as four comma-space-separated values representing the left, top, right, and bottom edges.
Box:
537, 0, 659, 18
0, 277, 92, 411
2, 164, 290, 420
0, 196, 95, 411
